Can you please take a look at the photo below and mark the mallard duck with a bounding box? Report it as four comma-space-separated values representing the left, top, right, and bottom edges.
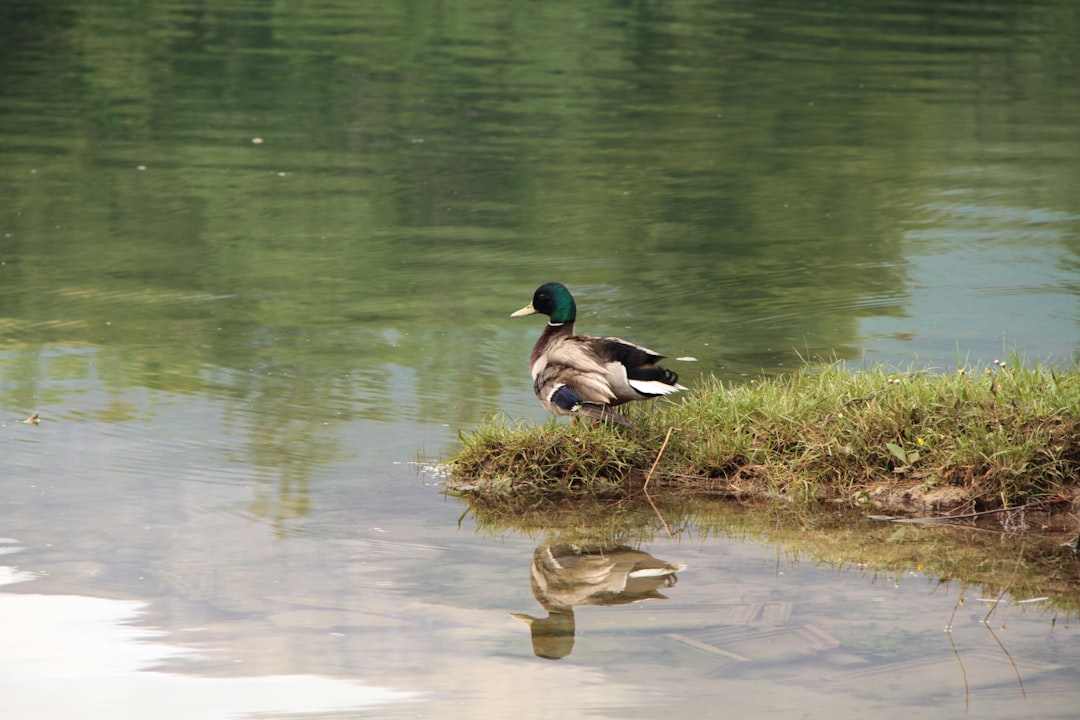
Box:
511, 282, 686, 428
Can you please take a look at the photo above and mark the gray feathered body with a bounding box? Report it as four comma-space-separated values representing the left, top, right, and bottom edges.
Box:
529, 321, 685, 427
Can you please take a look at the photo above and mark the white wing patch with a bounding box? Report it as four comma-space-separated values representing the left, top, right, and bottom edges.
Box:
628, 378, 686, 396
603, 361, 685, 399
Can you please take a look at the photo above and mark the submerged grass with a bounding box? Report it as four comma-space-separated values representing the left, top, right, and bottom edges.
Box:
449, 359, 1080, 515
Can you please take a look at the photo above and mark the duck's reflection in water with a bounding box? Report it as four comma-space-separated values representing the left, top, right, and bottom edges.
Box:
512, 542, 686, 659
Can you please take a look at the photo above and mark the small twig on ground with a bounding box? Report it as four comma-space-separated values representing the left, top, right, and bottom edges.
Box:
642, 426, 679, 537
643, 426, 677, 492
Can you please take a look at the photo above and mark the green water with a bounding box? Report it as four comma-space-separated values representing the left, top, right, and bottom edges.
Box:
2, 1, 1079, 718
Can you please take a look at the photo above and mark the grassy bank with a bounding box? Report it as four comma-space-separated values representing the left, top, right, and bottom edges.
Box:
448, 360, 1080, 515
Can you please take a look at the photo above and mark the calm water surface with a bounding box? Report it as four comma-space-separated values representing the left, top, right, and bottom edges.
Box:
2, 0, 1079, 717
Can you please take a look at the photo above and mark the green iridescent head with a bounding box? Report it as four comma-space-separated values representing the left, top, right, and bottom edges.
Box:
510, 282, 577, 324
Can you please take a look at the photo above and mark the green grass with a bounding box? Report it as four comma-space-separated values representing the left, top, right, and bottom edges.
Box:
448, 359, 1080, 514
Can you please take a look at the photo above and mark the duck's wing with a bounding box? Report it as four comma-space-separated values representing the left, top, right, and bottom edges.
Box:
580, 336, 687, 398
535, 360, 622, 408
534, 337, 616, 400
533, 360, 637, 428
589, 336, 667, 365
533, 334, 680, 426
538, 335, 613, 374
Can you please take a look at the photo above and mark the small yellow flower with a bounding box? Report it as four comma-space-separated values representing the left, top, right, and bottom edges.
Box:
917, 437, 925, 446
